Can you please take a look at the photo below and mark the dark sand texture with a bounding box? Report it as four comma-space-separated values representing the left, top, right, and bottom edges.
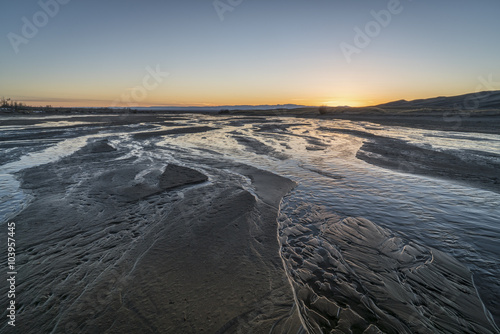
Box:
1, 114, 499, 333
279, 205, 500, 333
133, 126, 218, 139
5, 137, 300, 333
159, 164, 208, 190
320, 127, 500, 193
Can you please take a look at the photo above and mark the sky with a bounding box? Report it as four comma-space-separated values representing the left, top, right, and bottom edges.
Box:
1, 0, 499, 108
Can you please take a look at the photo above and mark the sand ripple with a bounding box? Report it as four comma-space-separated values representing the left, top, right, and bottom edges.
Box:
278, 203, 499, 333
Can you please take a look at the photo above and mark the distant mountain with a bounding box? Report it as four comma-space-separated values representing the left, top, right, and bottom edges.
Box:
133, 104, 307, 112
377, 91, 500, 109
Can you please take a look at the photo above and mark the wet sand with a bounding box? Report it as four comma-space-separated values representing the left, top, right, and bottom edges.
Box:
318, 127, 500, 193
318, 113, 500, 135
1, 113, 499, 333
4, 132, 301, 333
279, 204, 499, 333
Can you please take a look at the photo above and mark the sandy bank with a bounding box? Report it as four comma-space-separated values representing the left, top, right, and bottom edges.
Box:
3, 136, 300, 333
320, 127, 500, 193
279, 204, 500, 333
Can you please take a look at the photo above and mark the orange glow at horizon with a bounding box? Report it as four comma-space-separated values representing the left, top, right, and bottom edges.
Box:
13, 90, 474, 109
15, 96, 392, 109
10, 78, 486, 109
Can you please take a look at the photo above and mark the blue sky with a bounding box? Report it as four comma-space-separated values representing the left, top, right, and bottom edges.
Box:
1, 0, 499, 107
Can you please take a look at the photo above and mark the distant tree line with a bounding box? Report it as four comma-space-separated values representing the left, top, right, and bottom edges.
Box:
0, 97, 55, 112
1, 97, 27, 110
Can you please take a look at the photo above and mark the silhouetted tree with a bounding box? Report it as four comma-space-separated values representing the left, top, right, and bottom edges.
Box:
1, 97, 11, 108
319, 105, 330, 115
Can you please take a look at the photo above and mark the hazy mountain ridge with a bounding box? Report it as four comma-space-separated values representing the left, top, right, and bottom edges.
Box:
134, 104, 307, 111
377, 91, 500, 109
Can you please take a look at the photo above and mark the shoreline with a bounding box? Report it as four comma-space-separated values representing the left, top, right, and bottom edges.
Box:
2, 109, 499, 134
1, 113, 499, 332
3, 136, 300, 333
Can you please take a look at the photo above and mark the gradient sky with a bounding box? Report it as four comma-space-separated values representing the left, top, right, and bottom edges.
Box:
1, 0, 499, 107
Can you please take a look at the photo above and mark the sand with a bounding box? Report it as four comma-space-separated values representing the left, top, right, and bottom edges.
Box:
279, 204, 499, 333
318, 127, 500, 193
133, 126, 219, 139
5, 131, 300, 333
1, 113, 499, 333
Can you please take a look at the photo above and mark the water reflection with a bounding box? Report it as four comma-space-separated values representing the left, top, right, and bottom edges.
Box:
1, 114, 499, 327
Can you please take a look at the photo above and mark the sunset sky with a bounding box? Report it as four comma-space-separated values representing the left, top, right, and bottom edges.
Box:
1, 0, 499, 108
